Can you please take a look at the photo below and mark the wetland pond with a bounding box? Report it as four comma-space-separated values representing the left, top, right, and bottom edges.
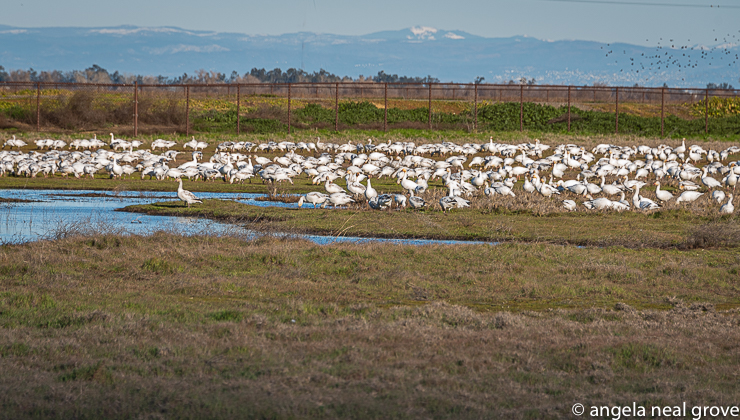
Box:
0, 189, 495, 246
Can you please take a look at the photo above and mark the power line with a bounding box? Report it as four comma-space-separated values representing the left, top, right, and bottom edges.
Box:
537, 0, 740, 8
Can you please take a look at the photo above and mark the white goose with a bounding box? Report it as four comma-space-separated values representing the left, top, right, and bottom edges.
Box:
700, 167, 722, 189
675, 189, 704, 204
398, 169, 420, 196
324, 179, 344, 194
328, 192, 355, 209
298, 192, 329, 209
653, 181, 674, 202
632, 186, 660, 210
364, 178, 378, 202
712, 190, 726, 204
439, 187, 470, 214
720, 194, 734, 214
562, 200, 577, 211
409, 196, 426, 209
600, 176, 623, 196
177, 179, 202, 208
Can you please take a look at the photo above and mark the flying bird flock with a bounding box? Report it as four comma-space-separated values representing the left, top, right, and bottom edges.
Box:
1, 134, 738, 214
601, 29, 740, 84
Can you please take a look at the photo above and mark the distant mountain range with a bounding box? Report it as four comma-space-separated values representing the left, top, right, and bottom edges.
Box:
0, 24, 737, 88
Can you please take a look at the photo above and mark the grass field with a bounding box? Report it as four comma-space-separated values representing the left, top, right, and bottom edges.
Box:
1, 131, 740, 418
1, 233, 739, 419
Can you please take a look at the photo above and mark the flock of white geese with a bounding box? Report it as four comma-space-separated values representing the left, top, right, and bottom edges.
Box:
1, 134, 739, 215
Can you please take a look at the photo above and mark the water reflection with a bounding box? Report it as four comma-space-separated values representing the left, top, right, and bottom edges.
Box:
0, 189, 494, 247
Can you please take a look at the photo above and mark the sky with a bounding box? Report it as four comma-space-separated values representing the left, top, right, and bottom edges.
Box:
2, 0, 738, 48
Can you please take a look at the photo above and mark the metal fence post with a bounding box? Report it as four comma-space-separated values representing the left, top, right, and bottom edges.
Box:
384, 83, 388, 132
615, 86, 619, 135
661, 87, 665, 137
186, 85, 190, 137
705, 88, 709, 134
287, 83, 291, 135
236, 84, 240, 135
36, 82, 41, 132
567, 86, 571, 132
335, 82, 339, 131
474, 84, 478, 133
428, 83, 432, 130
134, 81, 138, 137
519, 85, 524, 132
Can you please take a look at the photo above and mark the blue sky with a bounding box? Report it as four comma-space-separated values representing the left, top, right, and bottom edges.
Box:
2, 0, 738, 47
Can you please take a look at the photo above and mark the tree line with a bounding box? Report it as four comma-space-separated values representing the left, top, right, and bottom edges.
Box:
0, 65, 442, 85
1, 64, 734, 89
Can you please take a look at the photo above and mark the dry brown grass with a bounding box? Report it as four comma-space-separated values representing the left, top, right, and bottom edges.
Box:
0, 233, 739, 418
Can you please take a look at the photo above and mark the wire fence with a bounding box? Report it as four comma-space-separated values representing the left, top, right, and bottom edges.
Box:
1, 81, 738, 137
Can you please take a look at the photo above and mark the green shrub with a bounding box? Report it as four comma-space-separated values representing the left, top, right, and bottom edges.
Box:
692, 96, 740, 118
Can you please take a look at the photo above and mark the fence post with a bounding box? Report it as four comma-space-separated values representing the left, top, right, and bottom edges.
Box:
335, 82, 339, 132
519, 85, 524, 132
186, 86, 190, 137
567, 86, 571, 132
705, 88, 709, 134
661, 87, 665, 137
384, 83, 388, 132
134, 81, 138, 137
236, 84, 241, 135
428, 83, 432, 130
288, 83, 291, 135
474, 84, 478, 133
615, 86, 619, 135
36, 82, 41, 132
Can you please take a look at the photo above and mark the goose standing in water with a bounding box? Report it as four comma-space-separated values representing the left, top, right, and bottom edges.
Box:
177, 178, 202, 208
298, 192, 329, 209
328, 192, 355, 209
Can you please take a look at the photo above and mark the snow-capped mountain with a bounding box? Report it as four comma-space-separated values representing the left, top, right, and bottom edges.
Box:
0, 24, 736, 87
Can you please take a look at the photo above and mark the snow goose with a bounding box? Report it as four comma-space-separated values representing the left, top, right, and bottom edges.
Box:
720, 194, 734, 214
328, 192, 354, 209
393, 194, 407, 208
409, 196, 426, 209
701, 167, 722, 189
439, 188, 470, 214
324, 179, 344, 194
562, 199, 577, 211
632, 186, 660, 210
675, 189, 704, 204
399, 169, 420, 196
298, 192, 329, 209
177, 179, 202, 208
583, 196, 613, 210
712, 190, 726, 204
364, 178, 378, 201
653, 181, 674, 202
600, 176, 623, 196
346, 181, 366, 198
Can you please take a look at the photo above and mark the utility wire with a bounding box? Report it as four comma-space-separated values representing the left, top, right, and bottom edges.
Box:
537, 0, 740, 8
